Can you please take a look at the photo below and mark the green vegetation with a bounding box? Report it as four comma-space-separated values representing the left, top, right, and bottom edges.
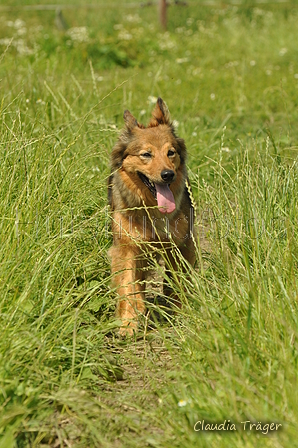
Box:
0, 1, 298, 446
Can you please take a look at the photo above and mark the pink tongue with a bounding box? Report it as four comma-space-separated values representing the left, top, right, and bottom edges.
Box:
155, 184, 176, 214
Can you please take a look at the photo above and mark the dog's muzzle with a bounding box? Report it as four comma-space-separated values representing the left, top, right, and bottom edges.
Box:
137, 171, 176, 214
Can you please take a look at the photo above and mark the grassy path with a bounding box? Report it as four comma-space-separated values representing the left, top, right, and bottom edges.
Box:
1, 2, 298, 446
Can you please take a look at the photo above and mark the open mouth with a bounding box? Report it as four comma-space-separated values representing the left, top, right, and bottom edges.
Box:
138, 172, 157, 198
137, 172, 176, 214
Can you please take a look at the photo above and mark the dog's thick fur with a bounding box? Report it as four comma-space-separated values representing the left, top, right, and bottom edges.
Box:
108, 98, 197, 335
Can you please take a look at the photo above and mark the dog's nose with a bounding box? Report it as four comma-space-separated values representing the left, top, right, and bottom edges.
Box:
161, 170, 175, 183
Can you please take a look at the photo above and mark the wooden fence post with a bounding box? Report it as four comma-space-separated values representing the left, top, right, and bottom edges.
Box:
159, 0, 167, 30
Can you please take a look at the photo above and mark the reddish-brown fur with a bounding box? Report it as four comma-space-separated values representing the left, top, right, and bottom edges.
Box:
108, 98, 197, 335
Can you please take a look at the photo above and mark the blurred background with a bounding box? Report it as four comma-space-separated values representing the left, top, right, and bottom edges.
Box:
1, 0, 298, 176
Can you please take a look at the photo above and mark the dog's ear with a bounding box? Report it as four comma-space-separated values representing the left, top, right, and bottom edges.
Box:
148, 97, 171, 127
123, 110, 138, 131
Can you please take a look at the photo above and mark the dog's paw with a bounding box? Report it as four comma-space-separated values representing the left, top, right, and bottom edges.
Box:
118, 320, 138, 338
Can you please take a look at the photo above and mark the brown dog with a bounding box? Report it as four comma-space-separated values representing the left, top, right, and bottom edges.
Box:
108, 98, 197, 335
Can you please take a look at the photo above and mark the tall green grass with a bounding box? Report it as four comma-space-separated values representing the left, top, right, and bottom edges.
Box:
0, 2, 298, 447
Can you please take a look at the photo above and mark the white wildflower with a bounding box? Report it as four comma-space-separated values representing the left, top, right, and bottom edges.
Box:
147, 96, 158, 105
178, 398, 191, 407
66, 27, 89, 43
14, 19, 25, 29
176, 57, 189, 64
125, 14, 141, 23
0, 38, 12, 46
159, 33, 175, 50
118, 30, 132, 41
279, 48, 288, 56
178, 400, 187, 407
15, 39, 33, 55
6, 19, 25, 29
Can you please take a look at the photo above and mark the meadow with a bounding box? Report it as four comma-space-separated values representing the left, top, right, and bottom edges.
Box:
0, 0, 298, 446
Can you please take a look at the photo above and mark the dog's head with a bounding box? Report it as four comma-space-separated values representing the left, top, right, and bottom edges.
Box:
111, 98, 187, 214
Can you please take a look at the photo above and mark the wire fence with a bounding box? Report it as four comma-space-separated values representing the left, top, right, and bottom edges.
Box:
0, 0, 295, 10
0, 0, 296, 31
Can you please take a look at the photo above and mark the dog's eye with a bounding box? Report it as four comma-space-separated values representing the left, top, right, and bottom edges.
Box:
141, 152, 152, 158
167, 149, 175, 157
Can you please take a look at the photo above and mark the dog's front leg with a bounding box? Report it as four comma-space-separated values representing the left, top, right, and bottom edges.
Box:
110, 245, 146, 336
163, 240, 196, 308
